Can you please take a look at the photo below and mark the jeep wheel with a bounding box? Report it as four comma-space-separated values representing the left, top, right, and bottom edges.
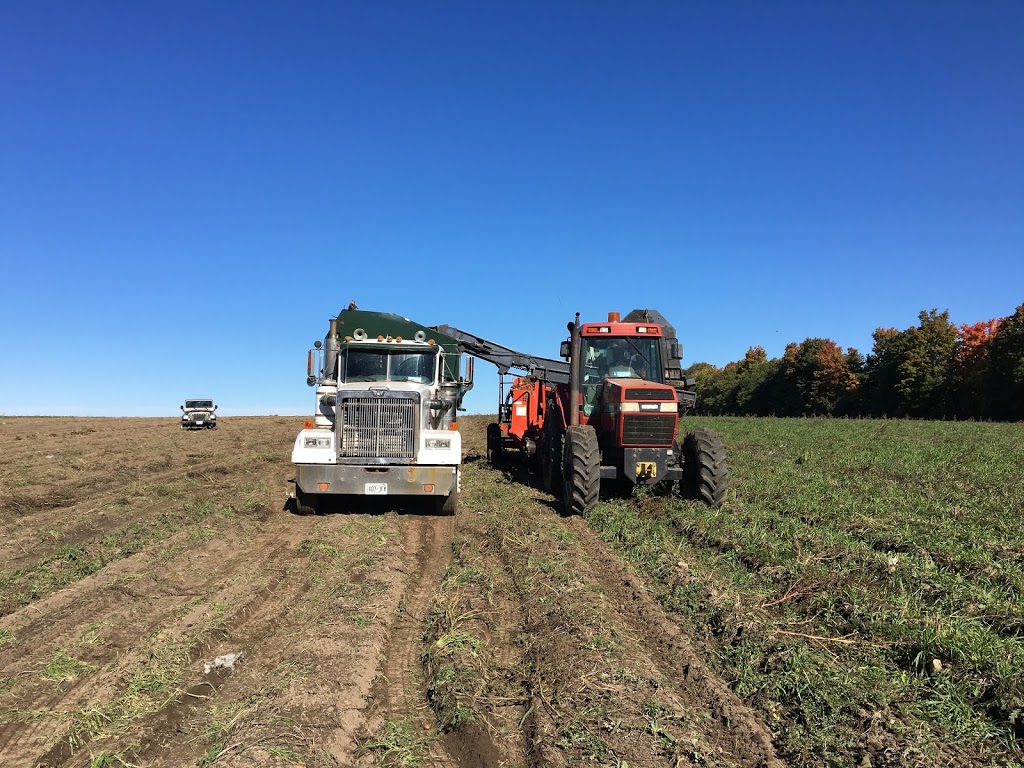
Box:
680, 428, 727, 506
563, 425, 600, 517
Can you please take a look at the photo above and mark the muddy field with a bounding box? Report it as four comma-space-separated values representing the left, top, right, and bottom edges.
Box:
0, 415, 783, 767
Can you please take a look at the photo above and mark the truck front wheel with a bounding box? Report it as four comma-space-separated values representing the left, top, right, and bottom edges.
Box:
294, 487, 320, 515
436, 488, 458, 516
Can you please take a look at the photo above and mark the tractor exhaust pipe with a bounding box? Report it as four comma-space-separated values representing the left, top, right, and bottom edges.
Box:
568, 312, 581, 427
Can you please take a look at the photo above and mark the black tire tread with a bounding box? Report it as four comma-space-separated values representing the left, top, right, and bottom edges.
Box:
541, 405, 564, 494
486, 423, 503, 465
681, 428, 727, 506
563, 425, 600, 517
294, 487, 319, 515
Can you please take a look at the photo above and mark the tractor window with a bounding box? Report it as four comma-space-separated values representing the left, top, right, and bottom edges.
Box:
582, 338, 662, 383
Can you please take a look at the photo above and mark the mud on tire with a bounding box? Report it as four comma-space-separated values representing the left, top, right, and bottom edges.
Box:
680, 428, 727, 506
563, 425, 600, 517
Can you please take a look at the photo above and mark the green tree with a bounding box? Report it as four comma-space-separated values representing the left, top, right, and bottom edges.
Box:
775, 338, 857, 415
863, 310, 957, 418
986, 303, 1024, 421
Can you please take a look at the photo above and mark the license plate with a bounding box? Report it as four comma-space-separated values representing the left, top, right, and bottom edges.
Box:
196, 421, 205, 425
365, 483, 388, 495
636, 462, 657, 478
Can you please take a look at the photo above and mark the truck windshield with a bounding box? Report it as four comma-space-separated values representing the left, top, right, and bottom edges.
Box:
185, 401, 213, 409
342, 349, 436, 384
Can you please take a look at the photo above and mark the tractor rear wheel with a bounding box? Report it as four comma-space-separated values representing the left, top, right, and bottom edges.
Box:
541, 408, 563, 495
563, 425, 600, 517
680, 428, 727, 506
486, 423, 503, 465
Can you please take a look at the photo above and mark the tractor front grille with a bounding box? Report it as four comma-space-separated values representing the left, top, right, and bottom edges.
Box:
621, 414, 676, 446
625, 388, 675, 401
338, 396, 417, 459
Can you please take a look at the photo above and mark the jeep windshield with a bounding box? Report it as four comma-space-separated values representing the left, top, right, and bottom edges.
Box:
341, 348, 436, 384
185, 400, 213, 409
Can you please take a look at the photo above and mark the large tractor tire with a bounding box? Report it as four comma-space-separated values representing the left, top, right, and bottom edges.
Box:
486, 423, 503, 465
563, 425, 600, 517
293, 487, 320, 516
680, 428, 727, 506
540, 409, 564, 495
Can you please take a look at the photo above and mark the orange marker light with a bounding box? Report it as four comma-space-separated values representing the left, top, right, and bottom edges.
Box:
448, 422, 458, 431
423, 484, 434, 493
318, 483, 329, 491
304, 420, 314, 429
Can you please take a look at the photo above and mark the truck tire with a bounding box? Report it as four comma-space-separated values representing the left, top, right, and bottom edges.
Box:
541, 409, 563, 495
563, 425, 600, 517
486, 423, 503, 465
294, 487, 320, 515
680, 428, 727, 506
436, 488, 458, 516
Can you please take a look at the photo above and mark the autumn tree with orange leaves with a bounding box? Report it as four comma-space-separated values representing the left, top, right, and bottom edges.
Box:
685, 304, 1022, 420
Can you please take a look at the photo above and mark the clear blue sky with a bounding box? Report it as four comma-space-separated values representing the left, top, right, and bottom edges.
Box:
2, 2, 1021, 417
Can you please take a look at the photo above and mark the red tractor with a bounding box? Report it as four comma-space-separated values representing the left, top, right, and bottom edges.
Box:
436, 309, 727, 515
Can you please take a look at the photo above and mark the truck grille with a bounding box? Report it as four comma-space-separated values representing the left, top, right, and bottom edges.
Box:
621, 414, 676, 446
188, 412, 209, 422
338, 396, 417, 459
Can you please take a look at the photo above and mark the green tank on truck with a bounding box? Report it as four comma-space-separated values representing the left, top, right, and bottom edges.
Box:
291, 307, 474, 515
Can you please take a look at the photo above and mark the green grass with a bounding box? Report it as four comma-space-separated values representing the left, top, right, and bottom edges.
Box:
587, 417, 1024, 768
42, 649, 96, 683
360, 718, 431, 766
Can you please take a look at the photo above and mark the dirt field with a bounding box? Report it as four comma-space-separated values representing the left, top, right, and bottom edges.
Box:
0, 415, 780, 767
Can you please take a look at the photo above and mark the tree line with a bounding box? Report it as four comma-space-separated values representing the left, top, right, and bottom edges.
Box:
684, 302, 1024, 421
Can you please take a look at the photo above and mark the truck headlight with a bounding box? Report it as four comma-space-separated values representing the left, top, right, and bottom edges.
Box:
425, 438, 451, 450
303, 436, 332, 448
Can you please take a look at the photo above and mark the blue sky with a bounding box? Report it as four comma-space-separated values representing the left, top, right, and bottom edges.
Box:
2, 1, 1021, 417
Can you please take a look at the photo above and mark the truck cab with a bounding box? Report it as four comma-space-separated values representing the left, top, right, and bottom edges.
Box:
291, 309, 472, 515
180, 399, 218, 430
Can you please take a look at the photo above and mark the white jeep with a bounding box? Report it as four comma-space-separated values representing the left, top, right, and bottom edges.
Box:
180, 399, 218, 430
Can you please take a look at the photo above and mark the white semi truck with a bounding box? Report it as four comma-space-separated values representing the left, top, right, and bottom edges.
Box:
291, 308, 473, 515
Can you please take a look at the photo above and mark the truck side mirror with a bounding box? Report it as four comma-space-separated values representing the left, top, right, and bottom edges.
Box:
670, 341, 682, 360
214, 405, 218, 411
559, 341, 570, 359
180, 405, 184, 411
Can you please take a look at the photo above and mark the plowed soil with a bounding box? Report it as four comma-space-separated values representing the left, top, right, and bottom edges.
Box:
0, 416, 782, 767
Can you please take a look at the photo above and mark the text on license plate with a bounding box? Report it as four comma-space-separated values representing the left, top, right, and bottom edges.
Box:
365, 483, 388, 495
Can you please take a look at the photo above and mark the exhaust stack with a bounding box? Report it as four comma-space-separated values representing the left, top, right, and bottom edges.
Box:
322, 318, 340, 384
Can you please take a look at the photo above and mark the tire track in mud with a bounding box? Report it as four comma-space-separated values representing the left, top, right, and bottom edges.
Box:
447, 424, 784, 768
0, 515, 315, 764
355, 511, 459, 767
0, 423, 287, 578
